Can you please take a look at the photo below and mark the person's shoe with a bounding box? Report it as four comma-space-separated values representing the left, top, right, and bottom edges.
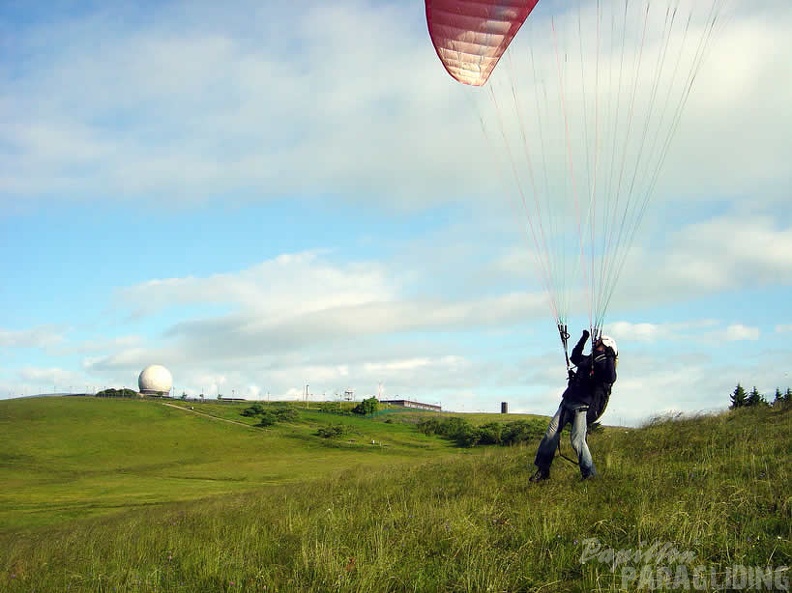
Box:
580, 472, 597, 481
529, 468, 550, 483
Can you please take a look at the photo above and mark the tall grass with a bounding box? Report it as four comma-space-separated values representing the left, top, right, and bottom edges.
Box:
1, 402, 790, 592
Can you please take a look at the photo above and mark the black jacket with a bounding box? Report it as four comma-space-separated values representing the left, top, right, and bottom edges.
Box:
562, 336, 617, 407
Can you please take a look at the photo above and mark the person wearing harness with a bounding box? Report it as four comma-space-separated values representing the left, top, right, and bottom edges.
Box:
529, 330, 618, 482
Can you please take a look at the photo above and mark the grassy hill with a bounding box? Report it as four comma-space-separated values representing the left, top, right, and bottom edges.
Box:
1, 396, 789, 592
0, 397, 460, 529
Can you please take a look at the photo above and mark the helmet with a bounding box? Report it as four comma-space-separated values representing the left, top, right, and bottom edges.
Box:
598, 335, 618, 357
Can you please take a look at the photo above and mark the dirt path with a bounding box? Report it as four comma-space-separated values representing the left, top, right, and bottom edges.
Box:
160, 402, 256, 429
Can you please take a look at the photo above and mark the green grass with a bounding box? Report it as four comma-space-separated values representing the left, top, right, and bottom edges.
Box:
1, 397, 790, 592
0, 397, 451, 529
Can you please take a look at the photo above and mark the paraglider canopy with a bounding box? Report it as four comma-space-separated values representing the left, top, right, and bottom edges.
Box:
425, 0, 539, 86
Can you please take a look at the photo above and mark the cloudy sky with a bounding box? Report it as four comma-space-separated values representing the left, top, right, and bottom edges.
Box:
1, 0, 790, 426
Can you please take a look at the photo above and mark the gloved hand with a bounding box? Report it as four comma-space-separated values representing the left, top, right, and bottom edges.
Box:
574, 329, 589, 351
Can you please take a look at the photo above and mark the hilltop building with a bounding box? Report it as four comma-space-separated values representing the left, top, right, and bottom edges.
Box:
138, 365, 173, 396
381, 399, 441, 412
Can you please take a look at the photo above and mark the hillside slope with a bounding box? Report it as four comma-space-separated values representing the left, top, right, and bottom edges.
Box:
1, 398, 789, 592
0, 396, 454, 528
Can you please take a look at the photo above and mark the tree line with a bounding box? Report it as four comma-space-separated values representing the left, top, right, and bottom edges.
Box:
729, 383, 792, 409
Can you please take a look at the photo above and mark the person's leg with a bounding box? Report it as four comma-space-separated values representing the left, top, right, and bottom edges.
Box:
532, 404, 568, 479
570, 406, 596, 478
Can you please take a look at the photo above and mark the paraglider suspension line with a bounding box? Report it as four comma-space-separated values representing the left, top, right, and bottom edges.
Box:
558, 323, 571, 373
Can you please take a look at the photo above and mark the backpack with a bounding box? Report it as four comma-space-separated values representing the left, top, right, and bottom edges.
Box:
586, 383, 612, 426
586, 348, 618, 426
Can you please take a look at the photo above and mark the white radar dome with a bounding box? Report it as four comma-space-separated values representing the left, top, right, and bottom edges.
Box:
138, 364, 173, 395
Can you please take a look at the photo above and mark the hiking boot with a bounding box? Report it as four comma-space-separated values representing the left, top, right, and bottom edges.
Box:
529, 468, 550, 483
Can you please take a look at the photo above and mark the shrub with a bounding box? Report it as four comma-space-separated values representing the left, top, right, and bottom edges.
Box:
241, 403, 266, 417
417, 417, 546, 448
315, 424, 348, 438
351, 397, 379, 416
476, 422, 504, 445
319, 402, 346, 415
416, 418, 443, 436
500, 419, 546, 445
96, 388, 139, 398
417, 417, 479, 447
241, 404, 299, 426
257, 411, 278, 427
272, 406, 299, 422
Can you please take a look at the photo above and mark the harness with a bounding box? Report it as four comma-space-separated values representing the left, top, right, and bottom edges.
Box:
553, 333, 615, 465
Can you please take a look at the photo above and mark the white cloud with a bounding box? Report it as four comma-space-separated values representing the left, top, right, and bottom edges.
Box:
606, 320, 731, 344
605, 320, 767, 351
0, 1, 474, 207
62, 336, 144, 360
112, 249, 548, 357
244, 384, 261, 399
0, 326, 64, 349
724, 324, 761, 341
1, 1, 786, 213
601, 215, 792, 312
118, 251, 394, 318
666, 216, 792, 288
608, 322, 664, 343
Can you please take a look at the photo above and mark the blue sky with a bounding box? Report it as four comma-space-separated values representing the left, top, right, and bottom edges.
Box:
1, 0, 790, 425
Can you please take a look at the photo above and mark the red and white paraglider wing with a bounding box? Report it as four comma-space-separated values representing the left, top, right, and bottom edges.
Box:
425, 0, 539, 86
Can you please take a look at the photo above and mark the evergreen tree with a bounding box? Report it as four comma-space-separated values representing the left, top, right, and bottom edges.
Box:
746, 386, 766, 407
773, 388, 783, 406
730, 384, 747, 409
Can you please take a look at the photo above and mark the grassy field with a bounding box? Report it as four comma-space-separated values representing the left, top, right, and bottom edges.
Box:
0, 397, 452, 529
1, 396, 790, 592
